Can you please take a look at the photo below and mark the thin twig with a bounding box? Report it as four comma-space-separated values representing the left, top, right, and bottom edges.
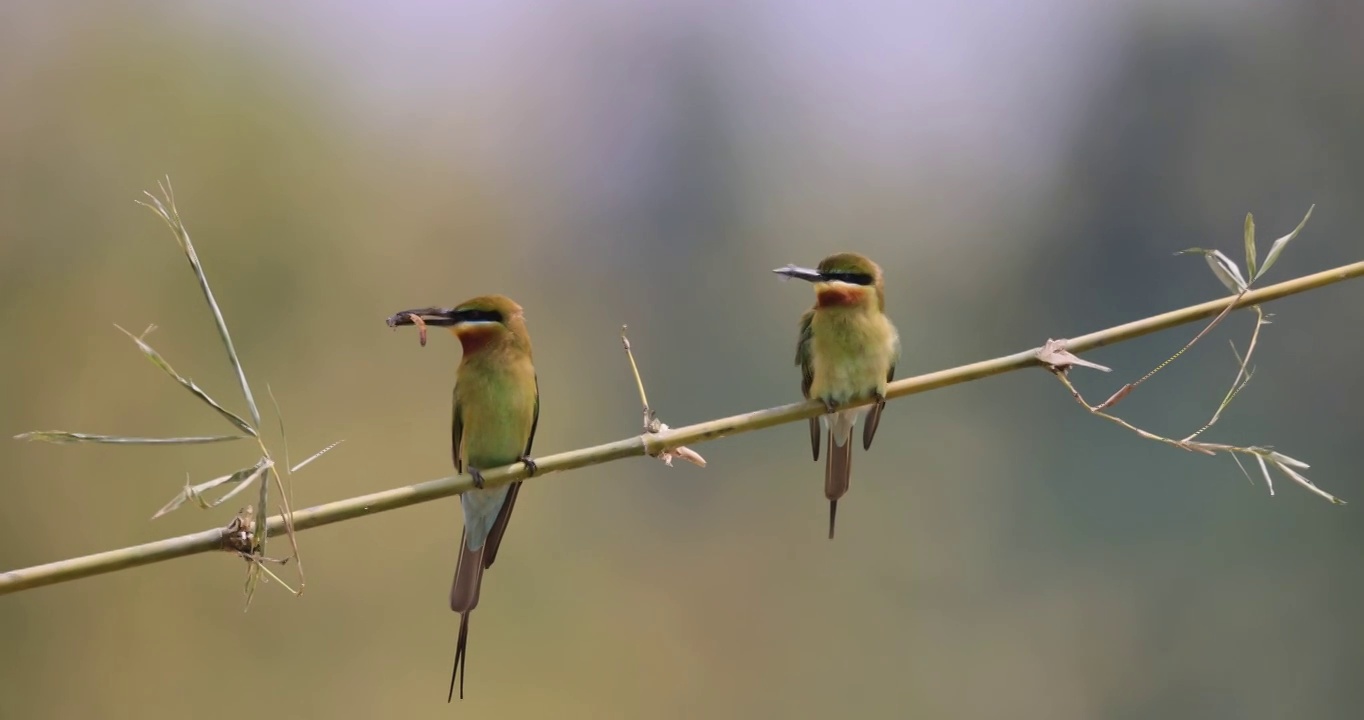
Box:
137, 181, 302, 604
1183, 306, 1264, 442
1052, 277, 1342, 504
1129, 288, 1247, 386
620, 326, 652, 421
619, 325, 705, 466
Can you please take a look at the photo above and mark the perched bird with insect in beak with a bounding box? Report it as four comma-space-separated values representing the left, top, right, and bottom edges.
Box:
386, 295, 540, 702
774, 253, 900, 539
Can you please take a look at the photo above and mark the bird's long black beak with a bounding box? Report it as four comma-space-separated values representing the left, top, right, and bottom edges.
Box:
386, 307, 461, 328
772, 264, 825, 283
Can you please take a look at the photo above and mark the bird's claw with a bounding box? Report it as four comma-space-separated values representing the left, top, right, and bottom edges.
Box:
822, 399, 839, 414
469, 468, 486, 489
519, 454, 539, 477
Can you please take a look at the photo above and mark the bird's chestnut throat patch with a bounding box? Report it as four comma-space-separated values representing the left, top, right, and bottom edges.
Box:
815, 284, 872, 307
452, 325, 503, 353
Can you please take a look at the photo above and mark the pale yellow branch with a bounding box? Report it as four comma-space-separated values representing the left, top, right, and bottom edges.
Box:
4, 259, 1363, 596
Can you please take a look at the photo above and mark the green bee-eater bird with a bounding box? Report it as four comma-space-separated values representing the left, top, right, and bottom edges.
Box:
387, 295, 540, 702
774, 252, 900, 539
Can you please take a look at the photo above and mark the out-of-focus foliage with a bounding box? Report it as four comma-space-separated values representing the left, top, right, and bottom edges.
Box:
2, 1, 1362, 718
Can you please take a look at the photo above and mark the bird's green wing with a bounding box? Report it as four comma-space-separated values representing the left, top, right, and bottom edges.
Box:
451, 391, 464, 474
863, 363, 894, 450
483, 374, 537, 570
523, 374, 540, 457
796, 309, 820, 461
796, 309, 815, 396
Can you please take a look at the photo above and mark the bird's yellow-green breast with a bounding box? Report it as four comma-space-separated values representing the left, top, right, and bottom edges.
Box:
806, 307, 899, 405
797, 252, 900, 405
455, 349, 537, 469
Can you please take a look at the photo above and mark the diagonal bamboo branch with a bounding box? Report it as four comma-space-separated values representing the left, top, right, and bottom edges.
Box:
4, 258, 1363, 596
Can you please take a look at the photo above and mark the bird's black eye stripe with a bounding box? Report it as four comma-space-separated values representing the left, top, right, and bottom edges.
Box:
822, 272, 875, 286
454, 309, 504, 323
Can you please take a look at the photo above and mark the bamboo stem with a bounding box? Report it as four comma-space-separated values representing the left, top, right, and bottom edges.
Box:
4, 258, 1362, 596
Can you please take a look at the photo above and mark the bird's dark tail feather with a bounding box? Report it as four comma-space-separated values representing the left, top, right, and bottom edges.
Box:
824, 429, 852, 539
863, 397, 886, 450
450, 534, 485, 612
449, 612, 470, 702
448, 533, 485, 701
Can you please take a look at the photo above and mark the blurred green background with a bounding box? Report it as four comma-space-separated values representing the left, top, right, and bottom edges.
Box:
3, 1, 1363, 718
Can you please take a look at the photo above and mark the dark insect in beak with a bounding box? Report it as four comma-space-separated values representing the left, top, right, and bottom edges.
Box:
387, 308, 457, 347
